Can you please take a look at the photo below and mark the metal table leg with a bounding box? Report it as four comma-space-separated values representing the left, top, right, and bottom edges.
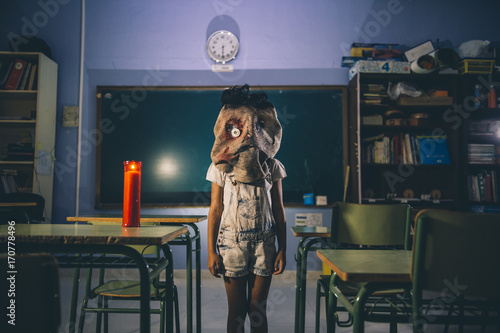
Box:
169, 223, 201, 333
295, 237, 328, 333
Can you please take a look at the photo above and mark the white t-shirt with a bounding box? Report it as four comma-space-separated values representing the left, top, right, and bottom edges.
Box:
206, 158, 287, 236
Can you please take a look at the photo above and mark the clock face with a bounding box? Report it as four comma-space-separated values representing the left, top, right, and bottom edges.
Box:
207, 30, 239, 64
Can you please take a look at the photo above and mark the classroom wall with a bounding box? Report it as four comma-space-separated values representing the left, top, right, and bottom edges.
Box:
1, 0, 499, 271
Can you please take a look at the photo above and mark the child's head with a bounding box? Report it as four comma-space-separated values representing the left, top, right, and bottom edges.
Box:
211, 85, 282, 183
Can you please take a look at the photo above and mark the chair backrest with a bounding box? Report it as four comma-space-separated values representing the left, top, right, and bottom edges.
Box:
0, 254, 60, 333
330, 202, 411, 249
0, 193, 45, 223
412, 209, 500, 298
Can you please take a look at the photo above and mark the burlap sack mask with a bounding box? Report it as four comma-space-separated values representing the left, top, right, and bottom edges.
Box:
210, 85, 282, 184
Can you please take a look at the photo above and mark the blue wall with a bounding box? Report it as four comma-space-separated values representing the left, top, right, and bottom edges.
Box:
1, 0, 499, 271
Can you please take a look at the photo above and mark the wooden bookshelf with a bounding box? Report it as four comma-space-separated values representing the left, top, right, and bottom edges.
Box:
0, 52, 57, 221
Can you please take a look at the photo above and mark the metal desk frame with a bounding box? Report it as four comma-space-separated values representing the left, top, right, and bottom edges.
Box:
292, 226, 331, 333
66, 215, 206, 333
12, 242, 177, 333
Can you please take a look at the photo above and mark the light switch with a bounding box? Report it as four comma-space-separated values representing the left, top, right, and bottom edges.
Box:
63, 106, 78, 127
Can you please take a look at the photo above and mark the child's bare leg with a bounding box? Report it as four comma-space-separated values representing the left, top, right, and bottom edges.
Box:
247, 273, 272, 333
224, 275, 249, 333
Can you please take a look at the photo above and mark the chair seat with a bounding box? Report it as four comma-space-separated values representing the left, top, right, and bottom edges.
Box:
94, 280, 157, 297
319, 275, 405, 296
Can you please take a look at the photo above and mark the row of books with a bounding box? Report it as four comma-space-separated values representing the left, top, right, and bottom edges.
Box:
0, 170, 19, 194
6, 143, 34, 161
362, 133, 451, 165
468, 143, 499, 164
0, 58, 38, 90
361, 83, 388, 105
468, 170, 499, 202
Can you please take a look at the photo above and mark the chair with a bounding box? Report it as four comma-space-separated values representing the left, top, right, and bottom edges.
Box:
0, 254, 60, 333
77, 222, 180, 333
412, 209, 500, 332
0, 192, 45, 224
315, 202, 412, 333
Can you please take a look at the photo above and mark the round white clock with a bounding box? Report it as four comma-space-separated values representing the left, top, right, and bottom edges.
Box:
206, 30, 239, 64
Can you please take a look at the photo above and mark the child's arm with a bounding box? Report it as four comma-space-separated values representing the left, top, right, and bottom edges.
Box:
271, 179, 286, 275
207, 182, 224, 278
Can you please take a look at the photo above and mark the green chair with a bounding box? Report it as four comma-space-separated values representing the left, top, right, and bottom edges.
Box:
315, 202, 412, 333
412, 209, 500, 332
77, 222, 180, 333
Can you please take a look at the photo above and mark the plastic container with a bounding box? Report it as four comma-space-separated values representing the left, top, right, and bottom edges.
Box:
488, 86, 497, 109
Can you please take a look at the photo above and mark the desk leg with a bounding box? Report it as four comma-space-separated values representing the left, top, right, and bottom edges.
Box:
294, 237, 306, 333
192, 225, 202, 333
185, 233, 193, 333
295, 237, 328, 333
68, 266, 80, 333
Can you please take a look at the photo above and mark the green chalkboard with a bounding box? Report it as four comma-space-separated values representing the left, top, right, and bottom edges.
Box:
96, 86, 346, 207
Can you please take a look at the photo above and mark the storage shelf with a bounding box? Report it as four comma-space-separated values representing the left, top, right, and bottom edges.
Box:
347, 72, 462, 209
0, 52, 57, 221
0, 90, 37, 100
0, 160, 34, 165
0, 120, 36, 125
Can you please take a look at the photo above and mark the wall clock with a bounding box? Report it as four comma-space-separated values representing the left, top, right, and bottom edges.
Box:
206, 30, 239, 64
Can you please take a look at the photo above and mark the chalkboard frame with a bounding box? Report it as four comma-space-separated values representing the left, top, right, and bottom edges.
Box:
95, 85, 347, 209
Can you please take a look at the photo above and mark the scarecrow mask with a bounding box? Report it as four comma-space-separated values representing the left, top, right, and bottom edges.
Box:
211, 85, 282, 184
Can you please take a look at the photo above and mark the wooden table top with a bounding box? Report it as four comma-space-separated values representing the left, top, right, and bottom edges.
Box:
0, 224, 187, 246
317, 249, 412, 283
291, 226, 331, 237
66, 215, 207, 224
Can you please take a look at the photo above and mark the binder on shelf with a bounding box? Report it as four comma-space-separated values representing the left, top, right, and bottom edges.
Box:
0, 61, 14, 88
5, 59, 27, 90
19, 62, 32, 90
417, 135, 451, 164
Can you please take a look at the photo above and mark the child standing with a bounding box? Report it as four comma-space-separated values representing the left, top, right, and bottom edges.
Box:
207, 85, 287, 333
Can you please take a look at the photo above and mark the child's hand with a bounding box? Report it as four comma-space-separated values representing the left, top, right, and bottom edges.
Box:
273, 249, 286, 275
208, 252, 224, 278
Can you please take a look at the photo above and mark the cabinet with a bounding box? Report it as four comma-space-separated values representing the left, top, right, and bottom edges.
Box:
0, 52, 57, 221
346, 73, 461, 210
463, 74, 500, 212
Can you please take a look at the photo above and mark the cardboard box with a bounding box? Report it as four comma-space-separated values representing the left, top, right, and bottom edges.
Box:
349, 60, 410, 80
398, 96, 453, 106
404, 40, 434, 63
362, 114, 383, 125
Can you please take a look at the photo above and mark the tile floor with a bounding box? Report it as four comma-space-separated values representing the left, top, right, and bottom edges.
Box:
57, 269, 495, 333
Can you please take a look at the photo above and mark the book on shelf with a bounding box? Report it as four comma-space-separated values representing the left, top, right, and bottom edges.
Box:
28, 64, 37, 90
5, 59, 27, 90
0, 169, 19, 194
468, 143, 495, 164
0, 61, 14, 88
19, 62, 31, 90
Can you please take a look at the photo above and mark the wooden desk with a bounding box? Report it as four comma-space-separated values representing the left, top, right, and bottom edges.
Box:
0, 223, 187, 333
317, 249, 412, 333
291, 226, 331, 333
67, 215, 207, 333
66, 215, 206, 223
